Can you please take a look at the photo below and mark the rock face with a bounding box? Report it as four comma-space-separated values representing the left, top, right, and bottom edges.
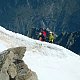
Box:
0, 47, 38, 80
55, 31, 80, 55
0, 0, 80, 36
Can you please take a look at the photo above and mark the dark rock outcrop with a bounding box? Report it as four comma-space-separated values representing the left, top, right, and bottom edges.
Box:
0, 47, 38, 80
55, 31, 80, 55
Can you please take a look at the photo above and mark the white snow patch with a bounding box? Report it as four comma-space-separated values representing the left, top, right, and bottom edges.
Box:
0, 26, 80, 80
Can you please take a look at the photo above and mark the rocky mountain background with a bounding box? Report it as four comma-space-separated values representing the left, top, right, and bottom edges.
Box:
55, 31, 80, 55
0, 0, 80, 54
0, 0, 80, 35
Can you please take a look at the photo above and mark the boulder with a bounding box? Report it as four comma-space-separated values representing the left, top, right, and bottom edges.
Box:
0, 47, 38, 80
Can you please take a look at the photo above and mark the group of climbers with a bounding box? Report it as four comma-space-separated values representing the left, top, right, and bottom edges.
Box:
31, 27, 55, 43
38, 28, 54, 43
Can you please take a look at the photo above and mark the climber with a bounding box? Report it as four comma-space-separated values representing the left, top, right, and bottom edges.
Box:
38, 32, 45, 41
48, 32, 54, 43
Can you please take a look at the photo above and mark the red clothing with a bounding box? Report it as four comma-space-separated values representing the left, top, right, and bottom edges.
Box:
42, 31, 46, 37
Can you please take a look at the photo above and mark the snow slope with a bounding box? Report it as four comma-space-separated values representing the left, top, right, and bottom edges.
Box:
0, 26, 80, 80
0, 41, 7, 52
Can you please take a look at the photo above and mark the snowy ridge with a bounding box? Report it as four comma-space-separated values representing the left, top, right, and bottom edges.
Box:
0, 26, 80, 80
0, 26, 79, 58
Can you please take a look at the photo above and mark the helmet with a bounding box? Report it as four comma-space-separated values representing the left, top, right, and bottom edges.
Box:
39, 32, 42, 35
50, 32, 52, 34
